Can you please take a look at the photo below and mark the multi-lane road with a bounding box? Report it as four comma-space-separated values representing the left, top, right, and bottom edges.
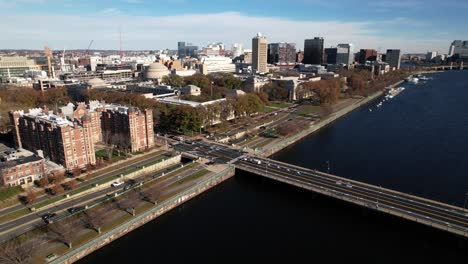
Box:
0, 153, 192, 243
235, 156, 468, 237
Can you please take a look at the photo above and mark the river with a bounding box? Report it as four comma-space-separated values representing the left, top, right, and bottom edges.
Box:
79, 71, 468, 263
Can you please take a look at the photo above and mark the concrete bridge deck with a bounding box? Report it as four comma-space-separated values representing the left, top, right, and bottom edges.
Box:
235, 156, 468, 238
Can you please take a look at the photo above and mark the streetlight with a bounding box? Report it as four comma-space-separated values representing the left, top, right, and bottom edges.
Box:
210, 81, 214, 98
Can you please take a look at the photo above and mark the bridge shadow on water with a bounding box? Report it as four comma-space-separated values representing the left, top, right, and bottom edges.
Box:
79, 169, 468, 264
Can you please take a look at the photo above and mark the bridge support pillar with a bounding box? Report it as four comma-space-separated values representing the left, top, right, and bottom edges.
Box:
450, 62, 453, 70
461, 61, 464, 70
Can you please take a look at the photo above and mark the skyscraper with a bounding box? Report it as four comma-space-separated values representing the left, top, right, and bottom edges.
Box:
450, 40, 468, 60
252, 33, 268, 73
303, 37, 324, 64
267, 42, 296, 65
386, 49, 401, 70
337, 43, 354, 65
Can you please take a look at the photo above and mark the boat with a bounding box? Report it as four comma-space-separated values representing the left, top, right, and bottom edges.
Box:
384, 86, 405, 98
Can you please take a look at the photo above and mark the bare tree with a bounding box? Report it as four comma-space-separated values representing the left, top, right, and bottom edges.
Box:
0, 236, 43, 264
117, 191, 140, 216
47, 218, 78, 249
81, 205, 110, 234
140, 188, 161, 205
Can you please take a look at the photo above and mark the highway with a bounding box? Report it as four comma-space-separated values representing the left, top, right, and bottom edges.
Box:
0, 156, 194, 243
173, 140, 244, 164
235, 156, 468, 237
0, 150, 169, 217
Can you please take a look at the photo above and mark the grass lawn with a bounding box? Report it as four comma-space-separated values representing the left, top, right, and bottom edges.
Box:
295, 105, 321, 116
0, 186, 22, 200
262, 106, 276, 113
95, 149, 127, 162
175, 169, 209, 186
253, 138, 275, 149
0, 208, 30, 224
269, 101, 293, 109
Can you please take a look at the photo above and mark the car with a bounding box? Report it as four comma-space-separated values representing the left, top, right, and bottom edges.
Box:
41, 212, 57, 221
67, 207, 83, 214
259, 126, 266, 130
111, 181, 124, 187
346, 183, 353, 188
287, 118, 293, 121
336, 180, 342, 185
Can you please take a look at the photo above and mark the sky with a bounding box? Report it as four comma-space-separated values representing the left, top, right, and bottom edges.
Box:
0, 0, 466, 53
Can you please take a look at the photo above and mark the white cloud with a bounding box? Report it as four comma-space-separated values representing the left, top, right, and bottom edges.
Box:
0, 11, 454, 53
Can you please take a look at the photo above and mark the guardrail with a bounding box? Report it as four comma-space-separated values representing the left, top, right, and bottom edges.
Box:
50, 165, 235, 264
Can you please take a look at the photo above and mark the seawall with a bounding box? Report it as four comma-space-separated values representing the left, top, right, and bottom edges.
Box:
260, 89, 388, 157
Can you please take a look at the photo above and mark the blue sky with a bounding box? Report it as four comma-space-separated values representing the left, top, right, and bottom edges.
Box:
0, 0, 466, 53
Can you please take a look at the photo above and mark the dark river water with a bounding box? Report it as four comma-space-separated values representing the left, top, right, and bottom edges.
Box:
79, 71, 468, 263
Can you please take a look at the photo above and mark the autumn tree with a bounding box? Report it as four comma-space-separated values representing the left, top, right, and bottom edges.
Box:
21, 189, 38, 205
49, 170, 65, 184
64, 180, 78, 191
50, 184, 64, 195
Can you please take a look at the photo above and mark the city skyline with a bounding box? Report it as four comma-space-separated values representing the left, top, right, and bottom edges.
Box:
0, 0, 466, 53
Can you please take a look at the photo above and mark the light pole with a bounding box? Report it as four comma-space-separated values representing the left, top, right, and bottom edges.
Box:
210, 81, 214, 98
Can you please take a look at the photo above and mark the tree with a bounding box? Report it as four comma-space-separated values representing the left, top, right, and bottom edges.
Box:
0, 236, 43, 264
49, 170, 65, 184
22, 190, 37, 205
50, 184, 64, 195
140, 188, 160, 205
36, 177, 49, 188
47, 218, 77, 249
64, 180, 78, 191
102, 131, 116, 162
117, 191, 140, 216
162, 74, 185, 88
72, 167, 81, 177
81, 204, 110, 234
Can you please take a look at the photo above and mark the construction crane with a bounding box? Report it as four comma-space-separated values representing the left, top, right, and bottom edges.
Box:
86, 40, 94, 57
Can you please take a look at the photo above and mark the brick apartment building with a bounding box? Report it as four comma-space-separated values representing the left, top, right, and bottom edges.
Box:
9, 107, 96, 171
10, 102, 154, 170
100, 105, 154, 152
0, 155, 45, 186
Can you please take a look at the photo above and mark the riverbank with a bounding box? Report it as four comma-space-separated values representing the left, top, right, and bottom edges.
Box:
255, 79, 406, 157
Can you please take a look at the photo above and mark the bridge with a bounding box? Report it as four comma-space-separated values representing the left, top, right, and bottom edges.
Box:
173, 138, 468, 238
235, 156, 468, 238
423, 61, 466, 71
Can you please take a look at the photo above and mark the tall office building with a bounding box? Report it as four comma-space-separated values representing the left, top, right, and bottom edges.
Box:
267, 42, 296, 65
448, 45, 455, 57
337, 43, 354, 65
252, 33, 268, 73
177, 41, 198, 58
426, 51, 438, 61
324, 48, 338, 64
303, 37, 324, 64
386, 49, 401, 70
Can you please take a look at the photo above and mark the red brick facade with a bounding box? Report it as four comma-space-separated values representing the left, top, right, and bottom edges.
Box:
9, 108, 96, 171
0, 156, 45, 186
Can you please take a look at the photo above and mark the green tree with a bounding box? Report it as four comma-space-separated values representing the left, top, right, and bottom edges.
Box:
162, 74, 185, 88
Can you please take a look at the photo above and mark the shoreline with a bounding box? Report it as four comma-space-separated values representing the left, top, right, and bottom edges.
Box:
258, 79, 404, 158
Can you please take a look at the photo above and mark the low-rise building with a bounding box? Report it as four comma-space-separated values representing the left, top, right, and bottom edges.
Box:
199, 57, 236, 75
180, 85, 201, 96
0, 154, 44, 186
